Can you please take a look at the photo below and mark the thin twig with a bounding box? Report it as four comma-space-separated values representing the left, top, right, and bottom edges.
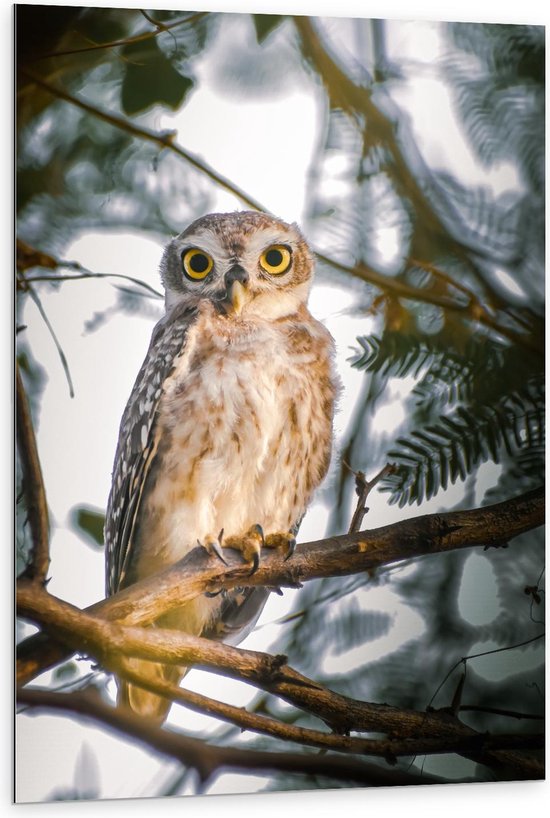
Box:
17, 238, 163, 298
347, 463, 396, 533
427, 632, 546, 713
16, 366, 50, 584
24, 12, 208, 62
22, 283, 75, 398
21, 274, 162, 297
18, 69, 266, 213
459, 705, 544, 721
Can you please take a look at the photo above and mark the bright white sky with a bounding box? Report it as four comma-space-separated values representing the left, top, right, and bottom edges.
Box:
14, 1, 545, 810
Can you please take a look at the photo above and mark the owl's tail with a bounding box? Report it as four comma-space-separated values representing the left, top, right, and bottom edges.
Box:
117, 658, 187, 724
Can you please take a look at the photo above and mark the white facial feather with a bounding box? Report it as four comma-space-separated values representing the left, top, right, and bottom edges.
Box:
162, 220, 312, 317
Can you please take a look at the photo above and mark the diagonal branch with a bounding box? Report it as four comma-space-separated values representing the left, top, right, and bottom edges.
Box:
16, 688, 449, 788
293, 17, 500, 280
18, 69, 266, 213
16, 70, 543, 354
16, 587, 543, 779
111, 656, 542, 761
16, 365, 50, 584
17, 486, 544, 686
293, 17, 543, 354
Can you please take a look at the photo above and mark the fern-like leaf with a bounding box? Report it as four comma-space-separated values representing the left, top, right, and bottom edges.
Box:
351, 333, 441, 378
383, 386, 544, 506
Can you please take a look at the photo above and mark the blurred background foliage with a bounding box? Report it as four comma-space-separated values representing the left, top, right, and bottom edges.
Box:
16, 5, 544, 798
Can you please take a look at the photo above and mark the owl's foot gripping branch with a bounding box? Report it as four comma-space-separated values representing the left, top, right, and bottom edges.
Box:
200, 525, 296, 575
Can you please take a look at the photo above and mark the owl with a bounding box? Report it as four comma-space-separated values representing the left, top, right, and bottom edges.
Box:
105, 211, 338, 721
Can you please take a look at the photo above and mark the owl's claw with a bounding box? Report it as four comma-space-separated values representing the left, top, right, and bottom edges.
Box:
199, 529, 227, 565
251, 523, 265, 547
284, 538, 296, 561
265, 531, 297, 561
248, 552, 260, 576
210, 525, 295, 575
224, 524, 264, 574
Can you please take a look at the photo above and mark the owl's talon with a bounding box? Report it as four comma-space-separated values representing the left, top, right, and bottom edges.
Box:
248, 552, 260, 576
224, 524, 264, 572
199, 534, 228, 565
251, 523, 265, 547
265, 531, 297, 559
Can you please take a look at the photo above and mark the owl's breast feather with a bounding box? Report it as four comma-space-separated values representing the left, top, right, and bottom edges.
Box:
138, 306, 336, 562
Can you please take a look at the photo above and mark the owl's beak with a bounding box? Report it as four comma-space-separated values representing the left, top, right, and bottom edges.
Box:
224, 264, 250, 316
229, 280, 248, 315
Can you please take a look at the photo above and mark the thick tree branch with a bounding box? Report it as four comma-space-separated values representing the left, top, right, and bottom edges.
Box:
17, 486, 544, 686
111, 657, 542, 761
16, 689, 447, 788
17, 580, 544, 778
78, 486, 548, 625
16, 365, 50, 584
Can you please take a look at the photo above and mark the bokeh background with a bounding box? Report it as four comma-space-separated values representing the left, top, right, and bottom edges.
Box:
15, 0, 544, 804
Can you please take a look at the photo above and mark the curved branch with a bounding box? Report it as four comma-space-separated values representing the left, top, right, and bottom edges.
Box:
16, 689, 447, 788
112, 657, 541, 761
16, 71, 543, 354
16, 585, 544, 773
18, 69, 266, 213
17, 486, 544, 686
17, 238, 163, 298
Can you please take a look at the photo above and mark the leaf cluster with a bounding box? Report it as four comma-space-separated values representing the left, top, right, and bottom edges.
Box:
353, 332, 544, 506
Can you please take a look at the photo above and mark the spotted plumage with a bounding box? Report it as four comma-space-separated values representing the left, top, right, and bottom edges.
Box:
105, 211, 338, 720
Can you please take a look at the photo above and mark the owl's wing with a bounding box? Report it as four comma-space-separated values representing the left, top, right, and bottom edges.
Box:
105, 304, 196, 596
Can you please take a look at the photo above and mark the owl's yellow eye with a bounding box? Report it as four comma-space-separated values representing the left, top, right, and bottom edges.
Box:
182, 248, 214, 280
260, 245, 291, 276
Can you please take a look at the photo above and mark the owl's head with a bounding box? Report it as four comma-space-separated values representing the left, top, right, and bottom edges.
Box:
160, 211, 315, 320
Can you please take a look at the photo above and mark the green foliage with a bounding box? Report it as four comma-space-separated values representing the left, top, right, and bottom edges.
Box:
120, 39, 194, 116
252, 14, 285, 44
353, 332, 544, 506
70, 505, 105, 548
384, 393, 544, 506
352, 332, 442, 379
444, 23, 545, 292
16, 7, 213, 254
